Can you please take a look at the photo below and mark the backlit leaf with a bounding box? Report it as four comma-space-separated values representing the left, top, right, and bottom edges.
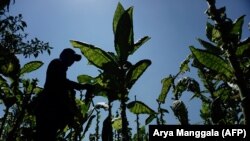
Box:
130, 36, 151, 55
145, 114, 156, 125
113, 2, 125, 34
190, 46, 234, 79
126, 59, 151, 89
157, 76, 173, 104
114, 6, 134, 61
179, 55, 192, 74
112, 117, 122, 130
197, 38, 221, 55
231, 15, 245, 40
77, 74, 94, 84
127, 101, 156, 115
20, 61, 43, 75
71, 40, 118, 72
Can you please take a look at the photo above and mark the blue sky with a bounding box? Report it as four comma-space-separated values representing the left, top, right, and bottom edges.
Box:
5, 0, 250, 135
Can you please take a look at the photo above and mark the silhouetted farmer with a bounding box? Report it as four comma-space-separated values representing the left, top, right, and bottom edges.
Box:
35, 48, 94, 141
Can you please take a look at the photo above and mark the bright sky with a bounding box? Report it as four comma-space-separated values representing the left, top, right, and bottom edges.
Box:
5, 0, 250, 136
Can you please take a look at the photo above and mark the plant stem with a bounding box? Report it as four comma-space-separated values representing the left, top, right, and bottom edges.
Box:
0, 107, 10, 140
121, 97, 129, 141
228, 51, 249, 125
135, 96, 139, 141
108, 100, 113, 141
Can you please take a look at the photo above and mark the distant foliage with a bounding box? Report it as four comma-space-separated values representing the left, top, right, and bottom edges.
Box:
0, 1, 51, 140
0, 0, 52, 58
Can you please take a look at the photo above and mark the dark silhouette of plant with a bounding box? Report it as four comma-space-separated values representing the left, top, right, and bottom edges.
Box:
71, 3, 153, 141
0, 1, 52, 140
0, 58, 44, 140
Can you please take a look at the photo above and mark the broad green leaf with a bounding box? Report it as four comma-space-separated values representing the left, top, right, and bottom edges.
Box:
130, 36, 151, 55
126, 59, 151, 89
114, 7, 134, 61
112, 117, 122, 130
179, 55, 192, 74
190, 46, 234, 79
197, 38, 221, 55
113, 2, 125, 34
127, 101, 156, 115
71, 40, 118, 72
20, 61, 43, 75
231, 15, 245, 40
77, 74, 94, 84
145, 114, 156, 125
157, 76, 173, 104
236, 37, 250, 56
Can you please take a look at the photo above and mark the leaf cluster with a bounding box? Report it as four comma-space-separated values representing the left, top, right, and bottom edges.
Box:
0, 3, 52, 58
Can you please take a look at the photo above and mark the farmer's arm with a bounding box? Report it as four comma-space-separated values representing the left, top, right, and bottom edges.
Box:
66, 79, 93, 91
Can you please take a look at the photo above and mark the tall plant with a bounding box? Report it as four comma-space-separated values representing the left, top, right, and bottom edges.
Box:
158, 0, 249, 125
71, 3, 153, 140
190, 0, 249, 124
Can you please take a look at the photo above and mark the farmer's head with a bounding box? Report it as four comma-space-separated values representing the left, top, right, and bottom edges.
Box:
60, 48, 81, 67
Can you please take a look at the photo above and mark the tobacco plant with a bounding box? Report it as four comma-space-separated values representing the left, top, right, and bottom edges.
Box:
190, 0, 249, 124
71, 3, 154, 141
156, 0, 249, 125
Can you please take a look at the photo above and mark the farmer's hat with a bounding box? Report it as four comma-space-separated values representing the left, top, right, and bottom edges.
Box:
60, 48, 81, 61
